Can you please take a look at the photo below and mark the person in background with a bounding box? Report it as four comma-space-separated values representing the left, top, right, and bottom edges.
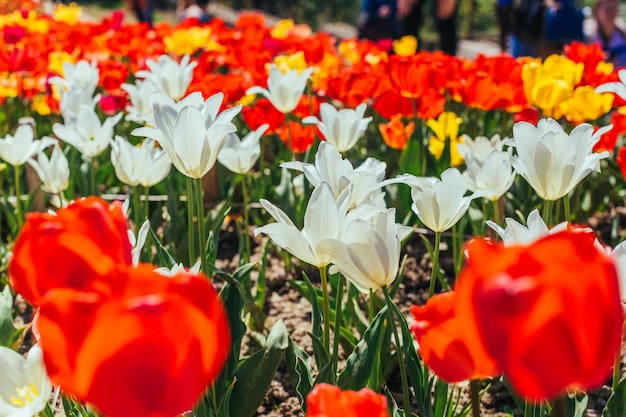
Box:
127, 0, 153, 27
495, 0, 513, 52
358, 0, 401, 42
398, 0, 458, 55
588, 0, 626, 67
177, 0, 212, 23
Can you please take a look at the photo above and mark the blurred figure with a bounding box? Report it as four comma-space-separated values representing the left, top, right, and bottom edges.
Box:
495, 0, 513, 52
177, 0, 212, 23
398, 0, 458, 55
588, 0, 626, 67
127, 0, 153, 26
358, 0, 400, 41
542, 0, 584, 56
510, 0, 544, 57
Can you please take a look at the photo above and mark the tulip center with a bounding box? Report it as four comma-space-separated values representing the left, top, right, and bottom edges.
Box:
9, 383, 39, 407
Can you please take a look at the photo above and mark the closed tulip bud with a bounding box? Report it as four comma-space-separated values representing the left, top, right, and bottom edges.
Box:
246, 64, 314, 114
306, 383, 389, 417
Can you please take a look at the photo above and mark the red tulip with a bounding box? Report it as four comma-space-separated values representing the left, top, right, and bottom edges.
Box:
37, 264, 230, 417
9, 197, 132, 306
456, 231, 623, 400
410, 291, 500, 382
306, 383, 389, 417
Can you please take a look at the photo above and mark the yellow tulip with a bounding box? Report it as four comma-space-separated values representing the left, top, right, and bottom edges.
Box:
52, 2, 82, 26
270, 19, 295, 39
522, 55, 583, 117
164, 27, 216, 56
31, 94, 51, 116
393, 35, 418, 57
273, 51, 308, 73
426, 112, 465, 166
48, 51, 76, 76
530, 79, 571, 118
338, 40, 361, 65
0, 72, 19, 98
558, 86, 614, 124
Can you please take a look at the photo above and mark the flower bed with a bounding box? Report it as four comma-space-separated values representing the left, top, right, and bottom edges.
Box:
1, 3, 626, 417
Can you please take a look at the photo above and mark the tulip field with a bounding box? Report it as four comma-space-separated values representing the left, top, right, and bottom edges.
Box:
3, 2, 626, 417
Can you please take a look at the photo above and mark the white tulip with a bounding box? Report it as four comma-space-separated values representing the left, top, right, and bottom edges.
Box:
27, 143, 70, 195
281, 141, 387, 210
595, 68, 626, 99
254, 181, 350, 268
509, 118, 612, 201
246, 65, 314, 114
135, 54, 197, 101
57, 86, 101, 125
154, 261, 201, 277
53, 106, 122, 159
128, 219, 150, 266
218, 124, 268, 174
462, 150, 516, 201
121, 79, 158, 125
0, 125, 55, 167
302, 102, 372, 153
132, 92, 241, 179
486, 209, 567, 246
0, 344, 52, 417
457, 134, 506, 163
49, 59, 99, 96
110, 137, 171, 187
317, 208, 412, 291
390, 168, 485, 233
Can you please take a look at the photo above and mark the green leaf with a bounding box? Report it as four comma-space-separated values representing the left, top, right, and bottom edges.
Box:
309, 331, 332, 383
432, 378, 449, 417
337, 306, 387, 391
603, 377, 626, 417
229, 320, 288, 417
149, 227, 177, 269
216, 382, 235, 417
0, 285, 15, 347
285, 336, 313, 411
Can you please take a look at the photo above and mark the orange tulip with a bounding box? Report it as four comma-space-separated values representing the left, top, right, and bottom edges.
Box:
306, 383, 389, 417
9, 197, 132, 306
411, 291, 500, 382
379, 115, 414, 150
456, 231, 623, 400
37, 264, 230, 417
242, 97, 285, 133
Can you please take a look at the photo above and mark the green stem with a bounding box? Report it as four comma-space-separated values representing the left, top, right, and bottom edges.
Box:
241, 174, 251, 264
90, 158, 96, 196
382, 285, 411, 414
563, 194, 571, 224
132, 186, 141, 231
186, 176, 196, 267
470, 379, 481, 417
144, 185, 150, 222
14, 164, 22, 228
491, 199, 501, 225
368, 288, 375, 322
319, 265, 331, 354
613, 338, 622, 391
195, 177, 207, 274
333, 276, 344, 373
542, 199, 554, 227
428, 231, 442, 299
